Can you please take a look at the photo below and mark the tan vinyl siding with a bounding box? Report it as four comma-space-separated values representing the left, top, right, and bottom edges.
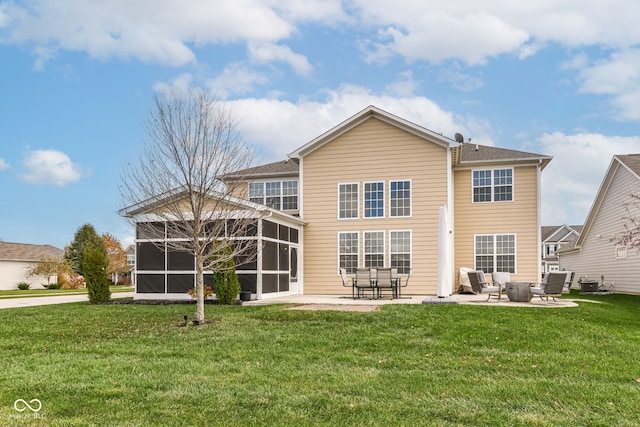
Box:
453, 165, 540, 283
560, 165, 640, 293
302, 117, 449, 295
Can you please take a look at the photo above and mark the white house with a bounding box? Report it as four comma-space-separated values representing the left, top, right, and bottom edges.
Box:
0, 242, 64, 290
559, 155, 640, 294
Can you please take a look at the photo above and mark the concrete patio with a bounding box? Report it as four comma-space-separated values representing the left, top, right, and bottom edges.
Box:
242, 293, 581, 309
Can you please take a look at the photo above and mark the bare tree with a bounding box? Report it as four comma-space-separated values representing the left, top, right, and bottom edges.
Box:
121, 88, 259, 323
612, 193, 640, 252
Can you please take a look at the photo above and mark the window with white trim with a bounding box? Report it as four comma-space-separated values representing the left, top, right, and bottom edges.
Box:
249, 180, 298, 211
475, 234, 516, 274
473, 169, 513, 202
364, 231, 385, 268
390, 230, 411, 274
338, 232, 359, 274
364, 181, 384, 218
390, 180, 411, 217
338, 183, 359, 219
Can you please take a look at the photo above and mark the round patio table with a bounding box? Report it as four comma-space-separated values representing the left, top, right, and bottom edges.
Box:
505, 282, 533, 302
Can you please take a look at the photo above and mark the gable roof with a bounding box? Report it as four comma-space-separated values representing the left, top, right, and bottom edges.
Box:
456, 143, 552, 169
223, 159, 299, 181
288, 105, 452, 159
541, 225, 583, 243
559, 154, 640, 253
0, 242, 63, 262
119, 187, 306, 225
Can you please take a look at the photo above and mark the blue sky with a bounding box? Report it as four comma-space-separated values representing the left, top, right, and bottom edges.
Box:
2, 1, 640, 249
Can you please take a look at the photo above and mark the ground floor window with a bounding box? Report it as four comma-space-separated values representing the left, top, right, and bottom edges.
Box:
338, 232, 359, 274
390, 230, 411, 274
338, 230, 412, 274
364, 231, 385, 268
475, 234, 516, 274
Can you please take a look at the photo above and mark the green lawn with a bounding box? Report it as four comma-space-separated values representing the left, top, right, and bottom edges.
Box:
0, 292, 639, 426
0, 285, 133, 298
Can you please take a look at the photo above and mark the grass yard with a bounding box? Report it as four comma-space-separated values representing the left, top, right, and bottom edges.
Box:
0, 292, 639, 426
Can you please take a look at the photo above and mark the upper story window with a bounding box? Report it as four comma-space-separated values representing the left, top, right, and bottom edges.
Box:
390, 180, 411, 217
338, 183, 359, 219
364, 182, 384, 218
473, 168, 513, 203
249, 180, 298, 211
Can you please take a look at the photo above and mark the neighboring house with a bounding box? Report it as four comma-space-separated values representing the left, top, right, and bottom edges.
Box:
0, 242, 64, 290
541, 225, 582, 274
559, 155, 640, 294
121, 106, 552, 299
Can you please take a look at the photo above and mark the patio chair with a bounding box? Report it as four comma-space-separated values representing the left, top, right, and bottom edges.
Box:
468, 270, 502, 301
491, 272, 511, 295
530, 271, 565, 302
376, 268, 394, 298
354, 268, 376, 299
339, 268, 355, 299
392, 268, 412, 298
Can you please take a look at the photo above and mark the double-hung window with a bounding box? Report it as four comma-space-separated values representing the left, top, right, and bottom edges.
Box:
390, 231, 411, 274
475, 234, 516, 274
390, 180, 411, 217
248, 180, 298, 211
338, 183, 359, 219
364, 182, 384, 218
473, 169, 513, 202
364, 231, 385, 268
338, 232, 359, 274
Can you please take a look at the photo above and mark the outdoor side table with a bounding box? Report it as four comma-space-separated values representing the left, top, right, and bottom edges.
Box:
505, 282, 533, 302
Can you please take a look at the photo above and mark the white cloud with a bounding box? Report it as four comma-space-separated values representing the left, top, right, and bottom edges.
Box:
385, 70, 420, 96
539, 132, 640, 225
0, 158, 9, 170
227, 84, 492, 160
248, 42, 312, 76
1, 0, 296, 67
576, 49, 640, 120
21, 149, 82, 186
207, 64, 269, 99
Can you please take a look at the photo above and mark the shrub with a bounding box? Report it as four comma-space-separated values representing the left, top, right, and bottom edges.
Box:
187, 285, 213, 299
17, 282, 30, 290
117, 276, 132, 287
62, 274, 85, 289
84, 242, 111, 303
214, 272, 240, 305
47, 282, 62, 290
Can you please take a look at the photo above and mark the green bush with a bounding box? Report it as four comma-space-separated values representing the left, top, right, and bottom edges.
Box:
213, 245, 240, 305
17, 282, 30, 290
47, 282, 62, 290
214, 272, 240, 305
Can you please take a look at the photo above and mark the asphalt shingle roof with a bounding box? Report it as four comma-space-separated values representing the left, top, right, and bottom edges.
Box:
617, 154, 640, 177
459, 143, 552, 164
0, 242, 63, 262
223, 159, 299, 180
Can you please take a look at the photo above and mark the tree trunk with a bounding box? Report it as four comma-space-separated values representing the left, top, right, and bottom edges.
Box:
195, 257, 205, 323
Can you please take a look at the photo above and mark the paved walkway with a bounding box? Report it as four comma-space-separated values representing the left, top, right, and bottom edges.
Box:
0, 292, 133, 309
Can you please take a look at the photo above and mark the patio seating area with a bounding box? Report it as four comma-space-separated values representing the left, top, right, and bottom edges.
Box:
340, 267, 410, 300
243, 293, 580, 308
